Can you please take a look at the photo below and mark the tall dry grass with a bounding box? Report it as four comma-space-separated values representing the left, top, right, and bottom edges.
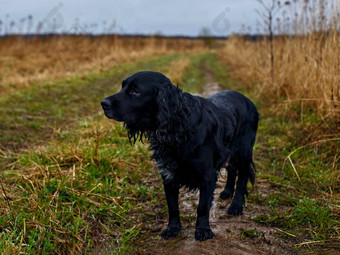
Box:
221, 0, 340, 124
0, 35, 205, 93
165, 57, 191, 84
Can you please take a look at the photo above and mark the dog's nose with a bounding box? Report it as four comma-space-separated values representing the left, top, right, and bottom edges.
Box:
101, 99, 111, 110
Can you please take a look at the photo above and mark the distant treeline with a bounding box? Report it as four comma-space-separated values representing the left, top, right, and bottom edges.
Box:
0, 33, 227, 40
0, 33, 323, 42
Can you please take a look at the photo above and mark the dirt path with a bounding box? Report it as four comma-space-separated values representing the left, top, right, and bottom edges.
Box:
133, 65, 297, 255
142, 174, 294, 255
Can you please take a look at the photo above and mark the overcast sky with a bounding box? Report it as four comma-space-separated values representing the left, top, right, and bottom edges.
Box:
1, 0, 267, 36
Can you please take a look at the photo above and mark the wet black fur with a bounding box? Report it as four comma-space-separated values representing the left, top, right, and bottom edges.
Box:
101, 71, 259, 241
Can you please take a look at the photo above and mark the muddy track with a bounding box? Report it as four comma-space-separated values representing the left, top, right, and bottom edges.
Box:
141, 172, 295, 254
133, 64, 297, 255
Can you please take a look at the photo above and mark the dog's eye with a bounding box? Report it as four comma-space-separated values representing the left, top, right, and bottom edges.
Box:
130, 87, 141, 95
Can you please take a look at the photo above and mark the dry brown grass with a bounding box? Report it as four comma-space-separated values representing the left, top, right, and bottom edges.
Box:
221, 33, 339, 121
0, 35, 205, 94
165, 57, 191, 84
220, 0, 340, 124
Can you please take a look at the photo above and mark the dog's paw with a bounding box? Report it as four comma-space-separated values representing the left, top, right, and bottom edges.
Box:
227, 203, 243, 215
161, 227, 181, 240
195, 228, 214, 241
219, 189, 234, 200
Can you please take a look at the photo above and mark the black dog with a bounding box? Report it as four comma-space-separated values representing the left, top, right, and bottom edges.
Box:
101, 71, 259, 241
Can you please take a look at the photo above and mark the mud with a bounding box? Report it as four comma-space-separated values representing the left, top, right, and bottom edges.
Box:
140, 169, 296, 255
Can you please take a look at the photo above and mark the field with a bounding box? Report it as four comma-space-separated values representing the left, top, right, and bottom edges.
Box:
0, 32, 339, 254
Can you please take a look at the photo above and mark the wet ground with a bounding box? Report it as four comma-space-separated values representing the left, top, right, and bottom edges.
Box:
138, 169, 296, 255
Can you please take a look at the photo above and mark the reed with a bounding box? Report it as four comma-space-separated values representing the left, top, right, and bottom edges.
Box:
220, 0, 340, 123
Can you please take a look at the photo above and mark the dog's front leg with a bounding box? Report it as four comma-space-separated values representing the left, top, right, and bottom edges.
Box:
195, 180, 215, 241
161, 182, 181, 239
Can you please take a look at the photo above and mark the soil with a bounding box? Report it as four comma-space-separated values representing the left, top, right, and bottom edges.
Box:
138, 171, 296, 255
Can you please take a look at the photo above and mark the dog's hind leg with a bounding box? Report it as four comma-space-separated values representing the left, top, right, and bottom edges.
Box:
227, 161, 249, 215
161, 182, 181, 239
227, 153, 255, 215
227, 130, 256, 215
219, 164, 237, 200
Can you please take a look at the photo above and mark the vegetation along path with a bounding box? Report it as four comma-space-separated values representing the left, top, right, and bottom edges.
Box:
0, 52, 338, 254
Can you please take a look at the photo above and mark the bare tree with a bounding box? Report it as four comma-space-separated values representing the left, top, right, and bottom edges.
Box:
256, 0, 283, 85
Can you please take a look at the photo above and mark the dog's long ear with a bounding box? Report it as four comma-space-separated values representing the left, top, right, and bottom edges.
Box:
156, 82, 188, 145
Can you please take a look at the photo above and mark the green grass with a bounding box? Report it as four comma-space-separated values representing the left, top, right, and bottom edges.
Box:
0, 53, 182, 150
213, 52, 340, 252
179, 53, 206, 93
0, 50, 339, 254
0, 52, 188, 254
179, 51, 235, 93
250, 110, 339, 244
240, 228, 261, 239
0, 115, 161, 254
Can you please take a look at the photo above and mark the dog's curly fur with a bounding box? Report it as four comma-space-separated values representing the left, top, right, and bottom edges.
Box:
101, 71, 259, 241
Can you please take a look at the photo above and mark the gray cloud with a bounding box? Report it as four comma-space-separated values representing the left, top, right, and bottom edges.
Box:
1, 0, 260, 35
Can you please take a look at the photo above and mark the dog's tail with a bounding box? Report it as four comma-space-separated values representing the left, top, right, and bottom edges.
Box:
249, 160, 256, 185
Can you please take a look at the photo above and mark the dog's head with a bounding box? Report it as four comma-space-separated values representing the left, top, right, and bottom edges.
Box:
101, 71, 187, 143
